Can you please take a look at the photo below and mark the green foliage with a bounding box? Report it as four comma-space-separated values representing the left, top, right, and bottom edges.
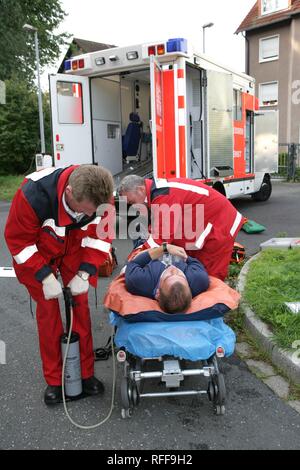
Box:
244, 250, 300, 350
0, 78, 52, 174
0, 175, 24, 200
0, 1, 69, 173
0, 0, 69, 82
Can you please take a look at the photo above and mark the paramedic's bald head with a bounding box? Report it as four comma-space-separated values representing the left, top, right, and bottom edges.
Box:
118, 175, 146, 205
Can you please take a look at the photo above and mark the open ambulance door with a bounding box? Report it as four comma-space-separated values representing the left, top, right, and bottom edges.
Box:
49, 74, 93, 167
150, 56, 181, 179
254, 110, 278, 173
206, 70, 234, 178
150, 56, 165, 179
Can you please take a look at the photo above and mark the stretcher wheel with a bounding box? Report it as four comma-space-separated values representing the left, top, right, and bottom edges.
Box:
207, 381, 215, 402
121, 408, 133, 419
121, 376, 131, 409
215, 373, 226, 406
215, 405, 226, 416
131, 382, 140, 407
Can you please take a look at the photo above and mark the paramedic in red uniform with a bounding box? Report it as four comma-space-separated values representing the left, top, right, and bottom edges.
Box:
5, 165, 114, 405
118, 175, 245, 281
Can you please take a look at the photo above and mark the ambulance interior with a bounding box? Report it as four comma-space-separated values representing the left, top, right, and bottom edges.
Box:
91, 70, 152, 180
90, 64, 205, 180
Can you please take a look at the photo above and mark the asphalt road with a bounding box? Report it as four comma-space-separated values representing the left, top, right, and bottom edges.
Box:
0, 181, 300, 450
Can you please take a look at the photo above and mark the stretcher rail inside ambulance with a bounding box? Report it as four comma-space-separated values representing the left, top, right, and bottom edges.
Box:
48, 37, 278, 203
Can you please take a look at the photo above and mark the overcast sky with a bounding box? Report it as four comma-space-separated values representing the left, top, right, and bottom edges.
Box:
43, 0, 256, 86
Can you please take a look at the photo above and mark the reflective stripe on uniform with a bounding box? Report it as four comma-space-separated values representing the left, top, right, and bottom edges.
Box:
146, 236, 161, 249
81, 237, 111, 253
155, 179, 209, 197
26, 167, 56, 182
194, 223, 213, 250
13, 245, 39, 265
80, 217, 102, 231
42, 219, 66, 237
230, 212, 243, 237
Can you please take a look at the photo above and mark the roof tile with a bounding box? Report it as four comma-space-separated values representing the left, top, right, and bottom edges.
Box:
236, 0, 300, 33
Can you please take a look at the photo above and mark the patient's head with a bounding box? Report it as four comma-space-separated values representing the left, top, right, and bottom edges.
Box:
156, 266, 192, 314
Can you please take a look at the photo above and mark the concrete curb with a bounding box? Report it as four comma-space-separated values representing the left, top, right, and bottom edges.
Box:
237, 253, 300, 386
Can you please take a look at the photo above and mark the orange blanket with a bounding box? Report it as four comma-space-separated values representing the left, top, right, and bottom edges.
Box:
103, 275, 240, 316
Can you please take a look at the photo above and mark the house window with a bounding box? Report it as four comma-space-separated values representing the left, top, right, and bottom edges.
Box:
259, 35, 279, 62
261, 0, 289, 15
233, 89, 243, 121
259, 81, 279, 106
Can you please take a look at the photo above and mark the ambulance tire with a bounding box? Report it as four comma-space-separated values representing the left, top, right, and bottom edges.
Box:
213, 182, 226, 197
252, 176, 272, 202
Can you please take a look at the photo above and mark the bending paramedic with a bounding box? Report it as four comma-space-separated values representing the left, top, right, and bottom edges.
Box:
5, 165, 114, 405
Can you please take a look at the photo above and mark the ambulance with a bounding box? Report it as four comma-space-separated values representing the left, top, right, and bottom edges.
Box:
48, 37, 278, 201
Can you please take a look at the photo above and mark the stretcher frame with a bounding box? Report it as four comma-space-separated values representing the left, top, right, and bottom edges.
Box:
118, 349, 226, 419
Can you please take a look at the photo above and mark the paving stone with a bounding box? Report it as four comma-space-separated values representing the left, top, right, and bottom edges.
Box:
287, 401, 300, 414
263, 376, 290, 400
246, 360, 276, 378
235, 342, 254, 358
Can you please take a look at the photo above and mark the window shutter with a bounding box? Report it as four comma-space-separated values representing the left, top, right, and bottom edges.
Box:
261, 36, 279, 60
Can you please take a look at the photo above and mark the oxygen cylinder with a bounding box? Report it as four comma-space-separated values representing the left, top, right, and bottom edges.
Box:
61, 332, 82, 397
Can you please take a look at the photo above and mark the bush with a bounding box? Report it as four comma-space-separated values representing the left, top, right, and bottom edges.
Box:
0, 78, 51, 175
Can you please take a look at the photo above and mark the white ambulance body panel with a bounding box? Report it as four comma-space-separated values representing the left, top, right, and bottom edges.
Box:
49, 74, 93, 167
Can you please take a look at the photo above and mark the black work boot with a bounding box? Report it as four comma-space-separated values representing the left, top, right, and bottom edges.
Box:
44, 385, 62, 406
82, 376, 105, 396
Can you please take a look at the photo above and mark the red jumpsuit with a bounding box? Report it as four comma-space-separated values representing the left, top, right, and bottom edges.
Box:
5, 166, 113, 386
142, 178, 245, 281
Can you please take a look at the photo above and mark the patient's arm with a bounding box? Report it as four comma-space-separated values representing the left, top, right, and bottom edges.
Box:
125, 251, 155, 298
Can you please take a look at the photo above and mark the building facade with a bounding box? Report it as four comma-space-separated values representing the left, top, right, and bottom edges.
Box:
236, 0, 300, 144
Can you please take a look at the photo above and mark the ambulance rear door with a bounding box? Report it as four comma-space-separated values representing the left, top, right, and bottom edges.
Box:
254, 110, 278, 173
150, 56, 165, 179
49, 74, 93, 167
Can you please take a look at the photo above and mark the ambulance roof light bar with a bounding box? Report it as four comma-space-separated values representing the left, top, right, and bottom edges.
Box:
147, 38, 188, 57
64, 58, 85, 71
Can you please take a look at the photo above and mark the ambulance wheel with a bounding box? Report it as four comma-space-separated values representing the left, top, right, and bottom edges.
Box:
252, 176, 272, 202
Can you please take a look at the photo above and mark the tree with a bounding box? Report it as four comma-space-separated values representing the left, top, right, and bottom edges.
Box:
0, 79, 52, 174
0, 0, 69, 82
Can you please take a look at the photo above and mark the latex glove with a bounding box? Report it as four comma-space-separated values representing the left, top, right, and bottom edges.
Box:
42, 273, 63, 300
68, 271, 90, 296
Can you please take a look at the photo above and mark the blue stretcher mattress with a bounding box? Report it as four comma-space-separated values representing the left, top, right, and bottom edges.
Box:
110, 312, 236, 361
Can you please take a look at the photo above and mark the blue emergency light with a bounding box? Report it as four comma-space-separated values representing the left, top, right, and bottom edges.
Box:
64, 60, 71, 71
167, 38, 188, 54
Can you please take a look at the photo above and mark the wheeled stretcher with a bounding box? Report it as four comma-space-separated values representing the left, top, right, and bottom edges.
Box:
104, 275, 240, 418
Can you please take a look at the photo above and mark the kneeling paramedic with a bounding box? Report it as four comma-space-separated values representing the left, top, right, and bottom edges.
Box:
4, 165, 114, 405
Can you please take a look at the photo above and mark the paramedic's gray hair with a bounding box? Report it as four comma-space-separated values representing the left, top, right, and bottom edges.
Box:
118, 175, 145, 195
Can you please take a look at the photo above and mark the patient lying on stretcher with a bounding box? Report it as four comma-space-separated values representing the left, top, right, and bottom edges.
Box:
125, 244, 209, 314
